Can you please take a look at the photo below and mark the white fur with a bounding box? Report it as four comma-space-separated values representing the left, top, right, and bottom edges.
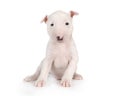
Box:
24, 11, 82, 87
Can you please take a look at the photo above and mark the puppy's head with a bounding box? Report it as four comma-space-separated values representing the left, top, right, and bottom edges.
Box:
41, 11, 78, 43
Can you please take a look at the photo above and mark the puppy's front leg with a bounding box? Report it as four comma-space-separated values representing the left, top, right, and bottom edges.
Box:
61, 58, 77, 87
35, 57, 53, 87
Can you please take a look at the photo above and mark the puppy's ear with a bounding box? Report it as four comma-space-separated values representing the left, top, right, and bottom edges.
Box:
70, 11, 79, 18
41, 15, 48, 23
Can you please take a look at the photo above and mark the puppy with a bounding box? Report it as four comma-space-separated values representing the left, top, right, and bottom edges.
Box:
24, 10, 83, 87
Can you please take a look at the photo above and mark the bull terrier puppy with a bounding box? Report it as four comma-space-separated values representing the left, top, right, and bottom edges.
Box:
24, 10, 83, 87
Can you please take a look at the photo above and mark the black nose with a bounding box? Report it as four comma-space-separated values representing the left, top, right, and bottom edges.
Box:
56, 36, 63, 41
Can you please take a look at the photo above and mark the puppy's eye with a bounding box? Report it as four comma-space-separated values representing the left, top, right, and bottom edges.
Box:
65, 22, 69, 25
50, 23, 54, 26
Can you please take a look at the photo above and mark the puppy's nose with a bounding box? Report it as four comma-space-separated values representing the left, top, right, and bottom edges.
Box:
56, 36, 63, 41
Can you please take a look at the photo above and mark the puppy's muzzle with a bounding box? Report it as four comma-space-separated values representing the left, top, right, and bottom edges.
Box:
56, 36, 63, 41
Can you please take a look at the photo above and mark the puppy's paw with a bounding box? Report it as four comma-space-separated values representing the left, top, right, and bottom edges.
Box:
34, 80, 45, 87
60, 79, 71, 87
73, 74, 83, 80
24, 76, 34, 82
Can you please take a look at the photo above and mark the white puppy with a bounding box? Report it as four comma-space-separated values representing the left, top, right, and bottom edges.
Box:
24, 10, 83, 87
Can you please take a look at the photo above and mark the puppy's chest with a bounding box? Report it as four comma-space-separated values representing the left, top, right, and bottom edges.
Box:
54, 44, 71, 68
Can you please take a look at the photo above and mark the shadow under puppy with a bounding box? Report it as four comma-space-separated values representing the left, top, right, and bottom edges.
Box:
24, 10, 83, 87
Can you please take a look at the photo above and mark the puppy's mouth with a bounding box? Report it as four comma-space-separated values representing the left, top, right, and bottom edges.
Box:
56, 36, 64, 42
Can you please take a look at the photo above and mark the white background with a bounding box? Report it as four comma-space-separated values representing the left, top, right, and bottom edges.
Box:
0, 0, 120, 96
